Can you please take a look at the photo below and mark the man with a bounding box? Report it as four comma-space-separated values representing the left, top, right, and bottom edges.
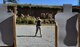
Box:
35, 17, 42, 37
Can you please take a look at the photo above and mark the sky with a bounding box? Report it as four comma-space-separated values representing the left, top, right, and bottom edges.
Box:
0, 0, 79, 6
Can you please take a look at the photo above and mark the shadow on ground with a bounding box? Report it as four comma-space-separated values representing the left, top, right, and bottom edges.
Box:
17, 35, 42, 37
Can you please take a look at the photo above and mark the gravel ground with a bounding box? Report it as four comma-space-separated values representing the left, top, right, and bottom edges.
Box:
16, 25, 55, 47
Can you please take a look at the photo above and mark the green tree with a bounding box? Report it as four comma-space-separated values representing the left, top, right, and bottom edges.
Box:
7, 0, 18, 3
3, 0, 6, 4
3, 0, 18, 4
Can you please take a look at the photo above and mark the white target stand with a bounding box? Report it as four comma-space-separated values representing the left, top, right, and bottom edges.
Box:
0, 4, 16, 47
55, 4, 78, 47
